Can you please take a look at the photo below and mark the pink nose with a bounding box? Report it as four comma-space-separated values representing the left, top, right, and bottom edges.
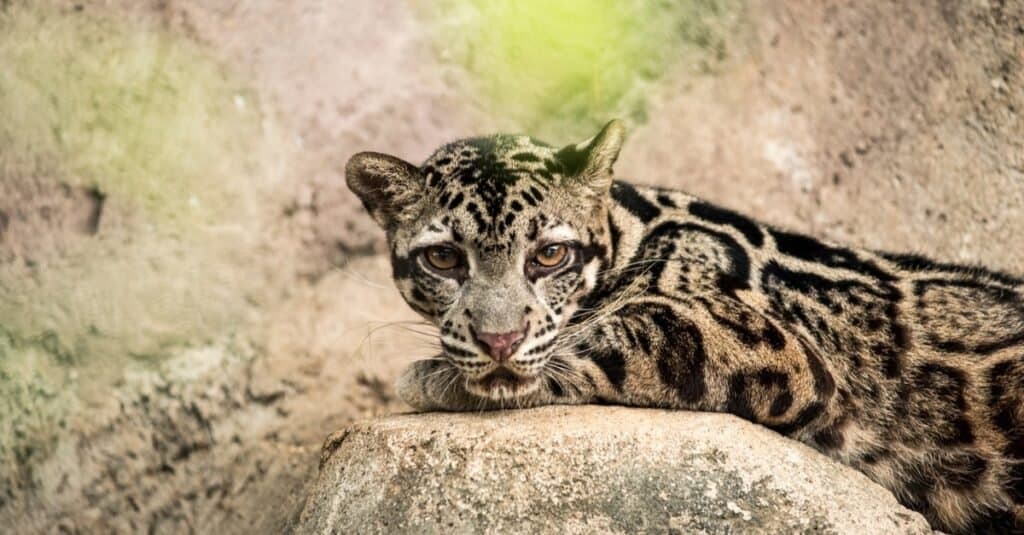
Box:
473, 329, 526, 362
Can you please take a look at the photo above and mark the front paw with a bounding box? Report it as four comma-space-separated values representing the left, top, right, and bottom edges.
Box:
396, 359, 471, 411
396, 360, 437, 410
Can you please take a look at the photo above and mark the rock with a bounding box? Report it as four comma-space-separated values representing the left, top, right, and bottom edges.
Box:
297, 406, 932, 534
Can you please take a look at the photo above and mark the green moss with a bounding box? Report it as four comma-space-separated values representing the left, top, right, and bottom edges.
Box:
421, 0, 741, 140
0, 331, 75, 500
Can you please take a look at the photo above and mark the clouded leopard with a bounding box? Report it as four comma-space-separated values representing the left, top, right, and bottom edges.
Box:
346, 120, 1024, 534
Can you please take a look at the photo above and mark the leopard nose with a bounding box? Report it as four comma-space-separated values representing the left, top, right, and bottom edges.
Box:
473, 328, 527, 363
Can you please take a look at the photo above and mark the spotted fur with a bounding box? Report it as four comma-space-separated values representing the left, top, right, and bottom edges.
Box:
347, 120, 1024, 534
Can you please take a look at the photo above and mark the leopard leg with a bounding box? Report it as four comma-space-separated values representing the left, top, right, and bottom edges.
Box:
396, 358, 482, 411
572, 297, 840, 436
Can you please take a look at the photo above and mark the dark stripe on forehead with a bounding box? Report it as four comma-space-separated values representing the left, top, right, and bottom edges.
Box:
527, 219, 539, 241
447, 191, 465, 210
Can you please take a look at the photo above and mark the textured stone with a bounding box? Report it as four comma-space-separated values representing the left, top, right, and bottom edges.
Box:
298, 406, 932, 534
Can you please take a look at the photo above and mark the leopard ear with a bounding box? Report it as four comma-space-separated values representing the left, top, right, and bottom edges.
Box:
556, 119, 626, 196
346, 151, 424, 229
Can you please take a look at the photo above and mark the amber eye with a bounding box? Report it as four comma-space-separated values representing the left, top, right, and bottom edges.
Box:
424, 246, 461, 271
533, 243, 568, 268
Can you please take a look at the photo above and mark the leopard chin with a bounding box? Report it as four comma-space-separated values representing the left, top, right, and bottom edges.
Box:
465, 368, 541, 400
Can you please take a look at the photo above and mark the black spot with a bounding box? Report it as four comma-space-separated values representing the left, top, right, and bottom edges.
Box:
763, 321, 787, 351
639, 304, 708, 404
441, 342, 474, 358
727, 373, 759, 422
715, 273, 751, 295
769, 402, 825, 435
689, 201, 765, 247
580, 243, 607, 265
511, 152, 540, 162
391, 249, 415, 279
526, 219, 540, 241
611, 181, 660, 223
590, 347, 627, 390
510, 200, 524, 212
880, 251, 1024, 286
801, 338, 836, 399
546, 376, 566, 397
726, 369, 795, 425
769, 390, 794, 417
813, 422, 845, 450
987, 360, 1024, 462
771, 228, 897, 282
465, 202, 487, 233
656, 193, 678, 208
447, 191, 465, 210
760, 370, 792, 411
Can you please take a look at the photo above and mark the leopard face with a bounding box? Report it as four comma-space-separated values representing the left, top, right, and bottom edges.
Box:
347, 121, 624, 400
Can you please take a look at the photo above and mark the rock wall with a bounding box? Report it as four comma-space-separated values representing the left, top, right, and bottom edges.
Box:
1, 0, 1021, 533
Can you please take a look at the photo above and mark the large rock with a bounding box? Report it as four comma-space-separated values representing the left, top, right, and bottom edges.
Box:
297, 406, 932, 534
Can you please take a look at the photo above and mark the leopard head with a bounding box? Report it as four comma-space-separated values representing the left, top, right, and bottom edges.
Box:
346, 120, 625, 400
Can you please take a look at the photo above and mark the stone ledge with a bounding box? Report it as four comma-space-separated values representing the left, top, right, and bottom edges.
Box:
297, 406, 932, 534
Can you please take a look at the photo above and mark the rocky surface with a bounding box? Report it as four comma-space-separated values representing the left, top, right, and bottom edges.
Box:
298, 406, 932, 534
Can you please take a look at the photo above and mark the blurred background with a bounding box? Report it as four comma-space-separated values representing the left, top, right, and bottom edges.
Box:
1, 0, 1021, 532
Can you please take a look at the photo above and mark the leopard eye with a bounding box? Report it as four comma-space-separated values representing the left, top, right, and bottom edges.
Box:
533, 243, 568, 268
424, 246, 460, 271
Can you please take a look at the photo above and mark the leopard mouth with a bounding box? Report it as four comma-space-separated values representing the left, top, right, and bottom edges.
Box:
466, 367, 540, 400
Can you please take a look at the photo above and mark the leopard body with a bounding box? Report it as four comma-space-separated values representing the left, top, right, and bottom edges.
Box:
346, 121, 1024, 534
